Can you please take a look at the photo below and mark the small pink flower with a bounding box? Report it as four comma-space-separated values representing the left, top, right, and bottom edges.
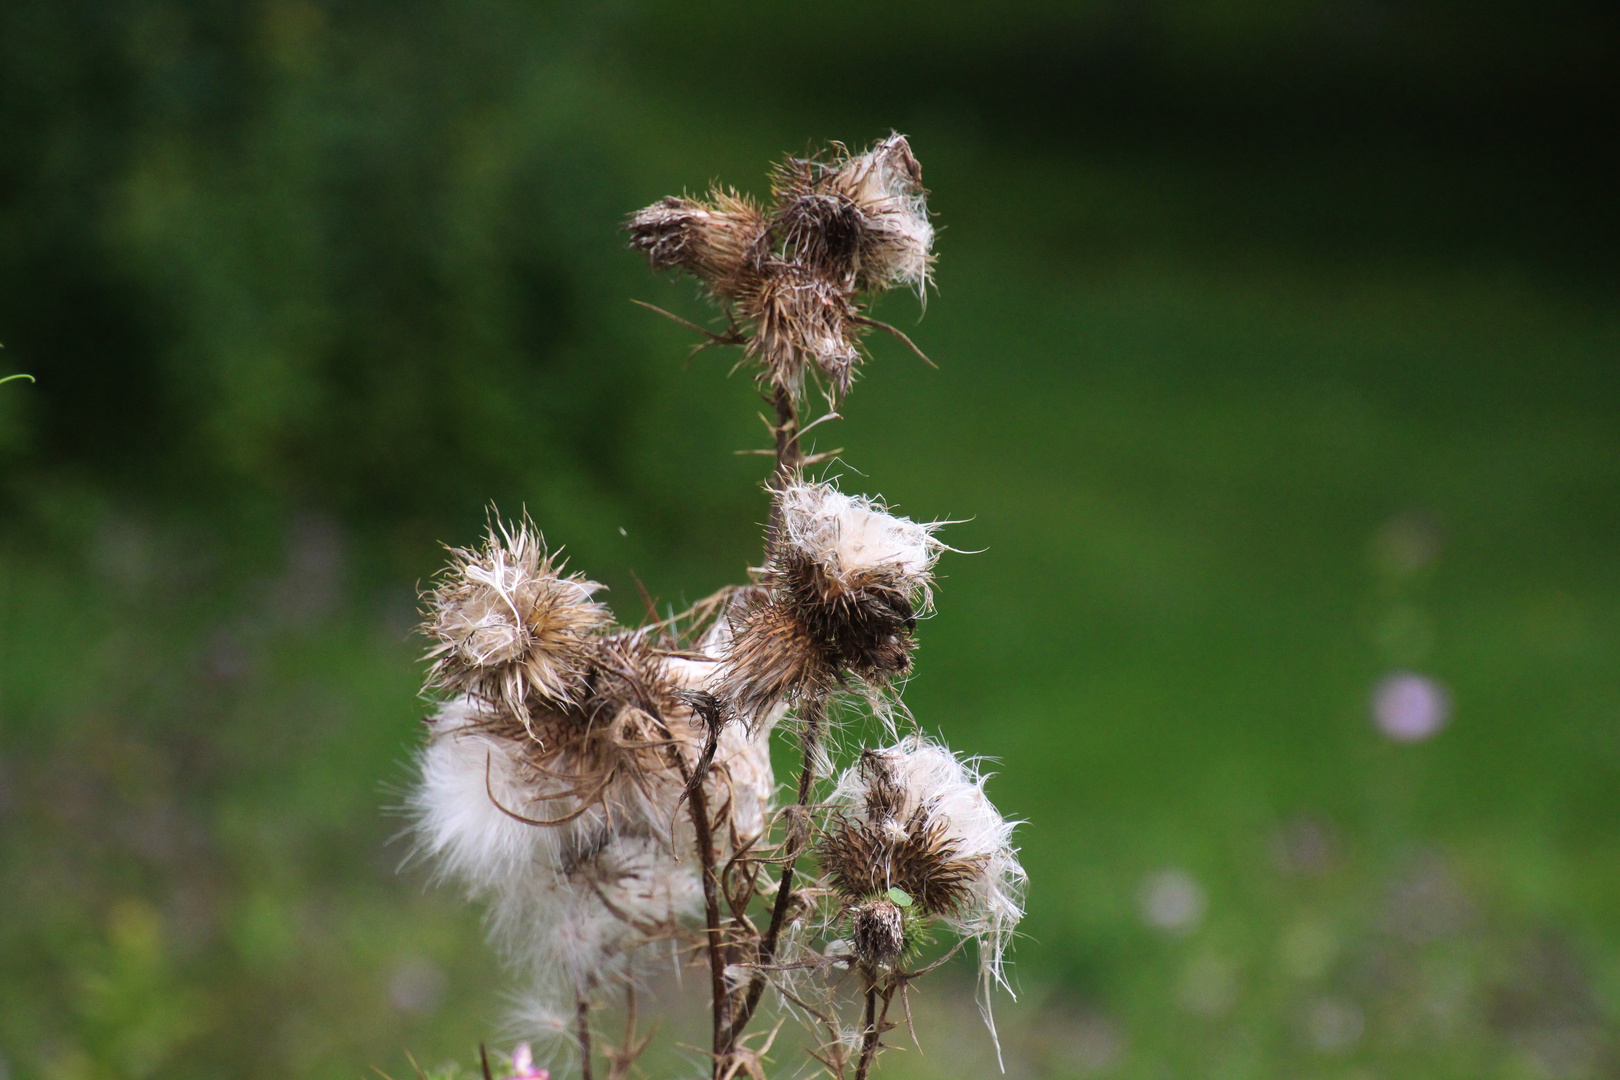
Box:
503, 1044, 548, 1080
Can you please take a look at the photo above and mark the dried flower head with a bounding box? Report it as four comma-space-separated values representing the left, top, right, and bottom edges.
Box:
717, 480, 944, 724
821, 736, 1025, 1037
774, 134, 934, 298
626, 189, 768, 299
422, 519, 609, 724
742, 261, 863, 400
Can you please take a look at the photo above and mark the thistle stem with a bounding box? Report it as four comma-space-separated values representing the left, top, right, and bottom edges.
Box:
685, 750, 730, 1071
765, 384, 803, 545
721, 700, 823, 1048
854, 982, 896, 1080
854, 986, 880, 1080
577, 996, 594, 1080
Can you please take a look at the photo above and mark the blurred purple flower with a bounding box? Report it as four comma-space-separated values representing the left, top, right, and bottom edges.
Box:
1372, 672, 1451, 742
503, 1045, 548, 1080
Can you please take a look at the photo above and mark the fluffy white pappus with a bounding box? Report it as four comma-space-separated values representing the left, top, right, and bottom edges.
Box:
841, 134, 935, 298
778, 480, 944, 599
831, 734, 1026, 1058
411, 698, 554, 896
411, 698, 701, 1012
662, 640, 780, 848
504, 829, 702, 989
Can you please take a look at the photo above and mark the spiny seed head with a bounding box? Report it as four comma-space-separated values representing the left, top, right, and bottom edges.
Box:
778, 480, 943, 598
850, 898, 906, 967
835, 134, 934, 297
821, 807, 982, 918
422, 519, 609, 720
773, 134, 934, 298
825, 735, 1026, 1039
715, 480, 945, 725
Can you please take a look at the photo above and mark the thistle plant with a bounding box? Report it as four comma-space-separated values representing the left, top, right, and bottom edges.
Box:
411, 135, 1025, 1080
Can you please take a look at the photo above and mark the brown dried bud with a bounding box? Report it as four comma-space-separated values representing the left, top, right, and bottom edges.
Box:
851, 898, 906, 967
741, 261, 862, 399
773, 134, 934, 298
625, 189, 767, 299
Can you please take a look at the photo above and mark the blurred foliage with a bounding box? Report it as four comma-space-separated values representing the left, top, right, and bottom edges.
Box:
2, 1, 1618, 1078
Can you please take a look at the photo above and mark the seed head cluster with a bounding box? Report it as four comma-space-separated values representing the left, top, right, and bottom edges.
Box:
408, 137, 1028, 1079
627, 134, 934, 402
413, 525, 776, 1024
422, 520, 609, 725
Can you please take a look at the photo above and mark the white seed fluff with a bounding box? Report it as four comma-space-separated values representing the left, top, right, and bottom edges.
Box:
410, 697, 703, 1022
837, 134, 935, 297
778, 480, 944, 597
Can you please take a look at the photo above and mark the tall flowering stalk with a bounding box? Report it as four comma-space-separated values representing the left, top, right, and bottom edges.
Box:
411, 136, 1024, 1080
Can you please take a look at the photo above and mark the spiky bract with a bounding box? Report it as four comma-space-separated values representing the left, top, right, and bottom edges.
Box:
422, 520, 608, 724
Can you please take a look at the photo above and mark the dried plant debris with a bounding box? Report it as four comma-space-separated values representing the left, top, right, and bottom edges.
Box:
409, 135, 1025, 1080
413, 537, 778, 1035
627, 134, 934, 403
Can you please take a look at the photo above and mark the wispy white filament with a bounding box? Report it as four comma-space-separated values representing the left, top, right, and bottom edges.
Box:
778, 480, 944, 597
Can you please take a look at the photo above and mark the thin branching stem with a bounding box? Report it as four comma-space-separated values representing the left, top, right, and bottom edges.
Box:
722, 698, 823, 1048
767, 384, 803, 538
855, 987, 879, 1080
853, 983, 893, 1080
577, 997, 594, 1080
690, 772, 729, 1069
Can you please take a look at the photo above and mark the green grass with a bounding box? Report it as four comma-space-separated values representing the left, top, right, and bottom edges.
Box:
3, 109, 1619, 1080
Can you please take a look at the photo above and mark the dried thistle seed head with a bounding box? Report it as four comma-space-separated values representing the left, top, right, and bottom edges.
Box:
422, 519, 609, 719
413, 695, 703, 1030
819, 804, 982, 919
432, 627, 704, 847
715, 481, 946, 724
770, 155, 865, 284
742, 261, 863, 400
835, 133, 935, 297
850, 898, 906, 967
826, 735, 1026, 1043
713, 587, 835, 725
625, 189, 769, 298
770, 135, 934, 298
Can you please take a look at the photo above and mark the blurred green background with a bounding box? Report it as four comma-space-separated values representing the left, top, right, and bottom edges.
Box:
2, 1, 1618, 1077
